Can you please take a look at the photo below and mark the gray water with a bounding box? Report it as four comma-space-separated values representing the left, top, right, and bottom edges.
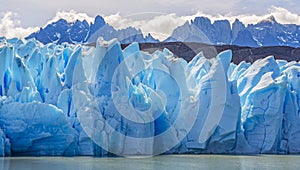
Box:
1, 155, 300, 170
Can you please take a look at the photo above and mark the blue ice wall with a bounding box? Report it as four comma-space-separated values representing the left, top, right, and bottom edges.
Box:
0, 37, 300, 156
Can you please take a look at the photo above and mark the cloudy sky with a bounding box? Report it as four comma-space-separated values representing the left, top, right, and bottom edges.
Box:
1, 0, 300, 40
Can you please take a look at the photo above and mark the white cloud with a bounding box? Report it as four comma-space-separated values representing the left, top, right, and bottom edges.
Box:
3, 6, 300, 41
104, 13, 186, 40
0, 12, 38, 39
268, 6, 300, 24
191, 6, 300, 26
46, 10, 94, 25
104, 6, 300, 41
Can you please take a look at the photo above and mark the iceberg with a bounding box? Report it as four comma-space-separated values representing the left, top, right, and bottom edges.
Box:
0, 37, 299, 156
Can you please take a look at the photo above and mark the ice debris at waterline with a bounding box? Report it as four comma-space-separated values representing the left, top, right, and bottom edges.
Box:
0, 37, 300, 157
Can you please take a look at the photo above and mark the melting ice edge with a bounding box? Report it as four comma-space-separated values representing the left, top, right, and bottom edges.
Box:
0, 37, 299, 156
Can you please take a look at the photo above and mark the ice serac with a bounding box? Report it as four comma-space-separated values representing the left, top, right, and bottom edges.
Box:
242, 72, 286, 153
0, 45, 13, 96
2, 37, 300, 156
282, 65, 300, 153
0, 101, 75, 156
0, 127, 10, 156
185, 50, 240, 153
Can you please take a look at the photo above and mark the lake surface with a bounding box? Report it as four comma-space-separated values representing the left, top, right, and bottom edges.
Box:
1, 155, 300, 170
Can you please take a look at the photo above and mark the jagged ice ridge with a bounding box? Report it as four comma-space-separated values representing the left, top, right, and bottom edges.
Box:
0, 37, 300, 156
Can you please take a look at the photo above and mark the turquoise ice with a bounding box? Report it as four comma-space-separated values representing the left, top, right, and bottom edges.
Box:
0, 37, 299, 156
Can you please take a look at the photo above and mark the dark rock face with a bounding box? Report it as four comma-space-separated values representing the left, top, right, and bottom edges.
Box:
121, 42, 300, 64
213, 20, 232, 45
232, 29, 258, 47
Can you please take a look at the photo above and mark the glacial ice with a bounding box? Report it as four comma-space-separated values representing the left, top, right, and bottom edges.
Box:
0, 37, 300, 156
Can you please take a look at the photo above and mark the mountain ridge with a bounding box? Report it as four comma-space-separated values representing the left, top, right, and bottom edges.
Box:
26, 15, 300, 47
167, 15, 300, 47
26, 15, 159, 44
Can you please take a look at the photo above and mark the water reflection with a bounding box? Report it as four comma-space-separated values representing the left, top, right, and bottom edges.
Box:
1, 155, 300, 170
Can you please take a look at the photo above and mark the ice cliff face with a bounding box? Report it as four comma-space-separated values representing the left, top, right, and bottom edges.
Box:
0, 37, 300, 156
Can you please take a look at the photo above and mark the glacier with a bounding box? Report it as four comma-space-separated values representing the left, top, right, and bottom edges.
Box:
0, 37, 300, 156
